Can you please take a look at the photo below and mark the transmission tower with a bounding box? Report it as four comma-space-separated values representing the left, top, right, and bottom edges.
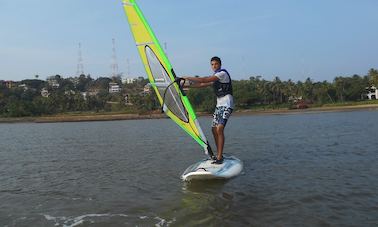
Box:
126, 58, 130, 76
111, 38, 119, 77
76, 42, 84, 76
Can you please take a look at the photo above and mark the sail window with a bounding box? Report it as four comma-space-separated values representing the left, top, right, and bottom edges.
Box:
145, 46, 188, 122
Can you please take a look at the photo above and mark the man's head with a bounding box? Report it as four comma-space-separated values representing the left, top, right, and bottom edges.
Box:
210, 56, 222, 72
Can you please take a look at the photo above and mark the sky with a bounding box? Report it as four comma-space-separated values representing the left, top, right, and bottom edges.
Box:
0, 0, 377, 82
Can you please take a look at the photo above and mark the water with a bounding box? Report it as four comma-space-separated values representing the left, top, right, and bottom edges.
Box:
1, 109, 378, 226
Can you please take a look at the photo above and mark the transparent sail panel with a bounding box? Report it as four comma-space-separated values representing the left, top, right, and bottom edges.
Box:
145, 46, 188, 122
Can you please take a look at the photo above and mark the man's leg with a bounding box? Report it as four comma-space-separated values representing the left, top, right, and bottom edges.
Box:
211, 107, 220, 159
214, 124, 225, 160
212, 126, 219, 152
213, 107, 232, 162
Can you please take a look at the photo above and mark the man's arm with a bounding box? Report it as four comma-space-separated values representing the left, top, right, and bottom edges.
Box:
184, 75, 219, 83
189, 82, 213, 88
183, 75, 219, 88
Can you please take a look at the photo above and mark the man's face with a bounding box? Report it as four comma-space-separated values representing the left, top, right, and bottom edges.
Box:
211, 60, 221, 72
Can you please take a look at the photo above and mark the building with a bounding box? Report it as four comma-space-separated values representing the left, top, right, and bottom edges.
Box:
47, 77, 60, 88
18, 84, 28, 91
64, 90, 76, 95
4, 80, 14, 89
109, 82, 121, 93
87, 88, 100, 97
41, 88, 49, 97
68, 77, 79, 86
143, 83, 151, 94
124, 94, 133, 105
123, 77, 137, 84
365, 86, 378, 100
81, 88, 100, 100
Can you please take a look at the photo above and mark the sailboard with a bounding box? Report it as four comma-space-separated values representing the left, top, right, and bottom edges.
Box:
121, 0, 214, 158
181, 155, 243, 181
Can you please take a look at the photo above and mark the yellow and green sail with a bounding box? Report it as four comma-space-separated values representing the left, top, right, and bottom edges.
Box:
122, 0, 213, 156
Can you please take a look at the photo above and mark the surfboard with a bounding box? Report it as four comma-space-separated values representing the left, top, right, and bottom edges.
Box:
181, 155, 243, 181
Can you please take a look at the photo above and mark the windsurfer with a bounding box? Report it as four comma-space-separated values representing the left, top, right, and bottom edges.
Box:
183, 56, 234, 164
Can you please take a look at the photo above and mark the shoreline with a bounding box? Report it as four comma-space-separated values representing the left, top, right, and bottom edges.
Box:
1, 104, 378, 124
233, 103, 378, 116
0, 113, 168, 124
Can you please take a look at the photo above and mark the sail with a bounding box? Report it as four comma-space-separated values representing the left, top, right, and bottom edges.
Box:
122, 0, 213, 156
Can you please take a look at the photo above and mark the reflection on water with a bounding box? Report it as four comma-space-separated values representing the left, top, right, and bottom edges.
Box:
182, 180, 228, 194
164, 180, 233, 226
1, 109, 378, 226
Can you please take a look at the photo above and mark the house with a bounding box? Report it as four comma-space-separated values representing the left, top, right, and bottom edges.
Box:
365, 86, 378, 100
68, 77, 79, 86
87, 88, 100, 97
47, 78, 59, 88
124, 94, 133, 105
123, 77, 137, 84
18, 84, 28, 91
4, 80, 14, 89
109, 82, 121, 93
81, 88, 100, 100
64, 90, 76, 95
81, 92, 87, 100
143, 83, 151, 94
41, 88, 49, 97
288, 96, 309, 109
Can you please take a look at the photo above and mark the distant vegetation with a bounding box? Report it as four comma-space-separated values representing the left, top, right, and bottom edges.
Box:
189, 68, 378, 112
1, 68, 377, 117
0, 74, 156, 117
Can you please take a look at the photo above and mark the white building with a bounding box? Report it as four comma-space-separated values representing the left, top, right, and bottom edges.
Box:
41, 88, 49, 97
68, 77, 79, 86
122, 77, 137, 84
81, 89, 100, 100
365, 86, 378, 100
64, 90, 76, 95
4, 80, 14, 88
109, 82, 121, 93
143, 83, 151, 94
18, 84, 28, 91
47, 79, 59, 88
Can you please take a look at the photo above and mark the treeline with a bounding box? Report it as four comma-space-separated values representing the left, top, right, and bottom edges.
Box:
1, 69, 377, 117
188, 68, 378, 112
0, 74, 156, 117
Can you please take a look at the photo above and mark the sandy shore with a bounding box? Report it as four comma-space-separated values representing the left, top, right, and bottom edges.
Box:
1, 104, 377, 123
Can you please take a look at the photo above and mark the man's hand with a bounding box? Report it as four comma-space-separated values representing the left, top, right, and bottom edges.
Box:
174, 77, 183, 83
174, 77, 188, 88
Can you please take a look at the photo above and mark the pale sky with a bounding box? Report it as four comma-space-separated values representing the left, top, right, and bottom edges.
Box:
1, 0, 377, 82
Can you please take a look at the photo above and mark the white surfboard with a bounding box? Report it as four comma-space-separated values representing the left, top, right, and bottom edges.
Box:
181, 155, 243, 181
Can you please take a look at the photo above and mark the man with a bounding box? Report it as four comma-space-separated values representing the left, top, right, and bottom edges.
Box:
184, 56, 233, 164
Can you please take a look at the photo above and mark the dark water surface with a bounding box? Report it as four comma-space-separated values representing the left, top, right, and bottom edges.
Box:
1, 110, 378, 226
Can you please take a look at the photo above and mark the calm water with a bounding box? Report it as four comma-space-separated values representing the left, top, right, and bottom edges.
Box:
1, 109, 378, 226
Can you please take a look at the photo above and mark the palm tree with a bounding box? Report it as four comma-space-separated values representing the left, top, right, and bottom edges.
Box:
368, 68, 378, 86
334, 76, 345, 102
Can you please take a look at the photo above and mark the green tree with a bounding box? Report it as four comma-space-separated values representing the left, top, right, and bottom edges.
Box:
344, 75, 369, 101
76, 74, 93, 92
187, 86, 215, 112
334, 76, 346, 102
20, 79, 46, 90
368, 68, 378, 86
